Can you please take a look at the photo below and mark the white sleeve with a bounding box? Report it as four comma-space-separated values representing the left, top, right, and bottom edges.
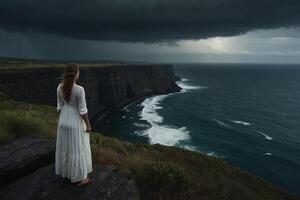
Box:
56, 84, 64, 112
78, 87, 88, 115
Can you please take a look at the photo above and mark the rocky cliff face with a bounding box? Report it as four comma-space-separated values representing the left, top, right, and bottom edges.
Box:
0, 64, 181, 120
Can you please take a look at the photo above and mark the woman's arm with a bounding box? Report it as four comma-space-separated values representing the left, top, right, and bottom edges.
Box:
57, 84, 64, 112
78, 86, 91, 133
81, 113, 91, 132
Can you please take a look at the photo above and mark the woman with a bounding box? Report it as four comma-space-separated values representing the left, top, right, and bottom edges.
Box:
55, 63, 93, 186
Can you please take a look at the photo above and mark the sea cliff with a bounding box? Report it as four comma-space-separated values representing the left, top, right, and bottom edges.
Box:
0, 63, 181, 120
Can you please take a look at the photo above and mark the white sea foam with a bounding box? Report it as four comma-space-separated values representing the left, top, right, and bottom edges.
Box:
133, 122, 151, 128
176, 81, 207, 93
181, 145, 218, 156
212, 119, 232, 128
140, 95, 169, 124
231, 120, 251, 126
253, 130, 273, 140
133, 130, 148, 136
193, 148, 225, 158
137, 93, 192, 147
180, 78, 188, 82
135, 77, 209, 148
143, 125, 191, 146
207, 152, 218, 157
182, 144, 199, 152
264, 152, 272, 156
173, 138, 227, 158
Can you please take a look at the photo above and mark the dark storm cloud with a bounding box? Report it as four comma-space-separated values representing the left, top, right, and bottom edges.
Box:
0, 0, 300, 42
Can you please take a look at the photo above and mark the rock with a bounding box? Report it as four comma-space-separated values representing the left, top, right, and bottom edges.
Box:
0, 136, 140, 199
0, 163, 140, 200
0, 136, 55, 189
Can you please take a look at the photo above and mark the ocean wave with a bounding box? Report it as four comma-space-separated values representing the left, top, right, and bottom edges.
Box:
180, 78, 188, 82
204, 151, 226, 158
133, 130, 148, 136
231, 120, 251, 126
133, 122, 151, 128
141, 125, 191, 146
140, 95, 169, 124
181, 144, 198, 151
212, 118, 232, 128
181, 145, 226, 158
176, 78, 207, 93
206, 151, 226, 158
138, 93, 192, 147
253, 130, 273, 140
207, 151, 217, 156
264, 152, 272, 156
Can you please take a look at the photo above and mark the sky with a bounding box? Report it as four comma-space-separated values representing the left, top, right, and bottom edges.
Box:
0, 0, 300, 63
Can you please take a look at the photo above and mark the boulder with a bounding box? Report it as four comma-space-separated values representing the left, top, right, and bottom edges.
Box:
0, 163, 140, 200
0, 136, 140, 200
0, 136, 55, 189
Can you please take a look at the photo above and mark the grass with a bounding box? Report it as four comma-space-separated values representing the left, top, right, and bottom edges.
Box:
0, 58, 160, 70
0, 91, 299, 200
0, 92, 57, 144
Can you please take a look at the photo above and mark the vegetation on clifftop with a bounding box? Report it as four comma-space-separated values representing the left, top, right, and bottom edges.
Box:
0, 57, 158, 69
0, 92, 299, 200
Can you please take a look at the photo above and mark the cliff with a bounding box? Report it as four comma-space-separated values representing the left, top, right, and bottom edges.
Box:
0, 63, 181, 121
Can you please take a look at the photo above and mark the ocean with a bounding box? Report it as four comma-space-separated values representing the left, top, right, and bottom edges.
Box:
94, 63, 300, 194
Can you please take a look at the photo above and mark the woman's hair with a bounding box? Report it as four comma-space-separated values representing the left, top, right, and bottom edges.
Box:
61, 63, 79, 103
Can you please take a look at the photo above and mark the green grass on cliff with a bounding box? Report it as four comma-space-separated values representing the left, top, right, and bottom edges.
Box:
0, 92, 57, 144
0, 60, 123, 69
0, 92, 299, 200
0, 58, 158, 70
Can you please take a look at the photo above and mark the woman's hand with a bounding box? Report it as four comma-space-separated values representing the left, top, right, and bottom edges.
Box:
81, 113, 92, 133
85, 124, 92, 133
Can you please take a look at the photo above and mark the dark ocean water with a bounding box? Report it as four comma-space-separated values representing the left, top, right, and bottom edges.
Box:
94, 63, 300, 194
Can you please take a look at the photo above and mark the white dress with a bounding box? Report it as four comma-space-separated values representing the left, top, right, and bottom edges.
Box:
55, 82, 93, 182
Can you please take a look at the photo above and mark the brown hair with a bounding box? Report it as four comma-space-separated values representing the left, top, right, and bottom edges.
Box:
61, 63, 79, 103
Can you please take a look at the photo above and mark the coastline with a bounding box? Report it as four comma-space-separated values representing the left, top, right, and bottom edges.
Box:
0, 59, 299, 199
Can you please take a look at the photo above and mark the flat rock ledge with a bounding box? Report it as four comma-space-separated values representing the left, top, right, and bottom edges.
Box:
0, 136, 140, 200
0, 136, 56, 188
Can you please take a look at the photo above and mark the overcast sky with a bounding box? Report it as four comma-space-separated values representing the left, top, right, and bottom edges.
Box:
0, 0, 300, 63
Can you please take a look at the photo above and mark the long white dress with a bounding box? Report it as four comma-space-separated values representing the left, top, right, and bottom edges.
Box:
55, 82, 93, 182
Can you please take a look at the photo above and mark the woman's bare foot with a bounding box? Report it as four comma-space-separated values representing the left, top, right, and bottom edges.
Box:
77, 177, 91, 186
